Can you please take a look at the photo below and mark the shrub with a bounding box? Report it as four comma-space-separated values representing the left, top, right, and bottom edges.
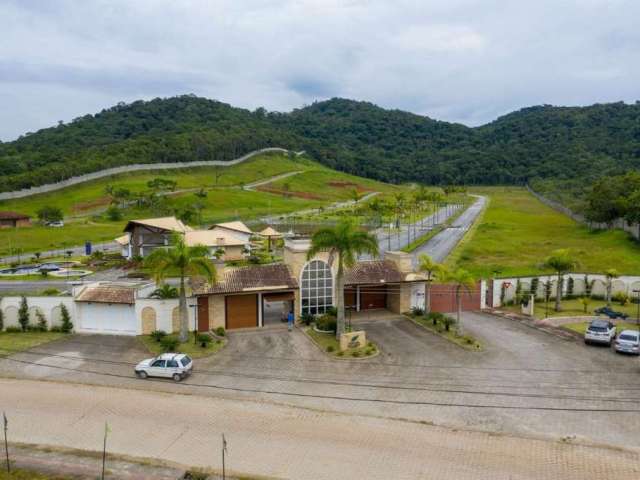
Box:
326, 306, 338, 317
365, 348, 374, 356
18, 296, 29, 332
214, 326, 225, 337
42, 288, 60, 296
326, 345, 335, 353
426, 312, 445, 325
60, 303, 73, 333
352, 350, 361, 358
299, 312, 314, 326
106, 205, 122, 221
613, 292, 630, 306
442, 316, 455, 331
160, 336, 180, 352
197, 334, 212, 348
336, 351, 344, 357
411, 306, 425, 317
315, 314, 337, 332
5, 326, 22, 333
26, 325, 40, 332
150, 330, 167, 342
35, 311, 47, 332
50, 326, 63, 333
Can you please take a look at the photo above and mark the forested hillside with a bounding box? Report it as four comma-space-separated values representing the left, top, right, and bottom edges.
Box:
1, 95, 639, 192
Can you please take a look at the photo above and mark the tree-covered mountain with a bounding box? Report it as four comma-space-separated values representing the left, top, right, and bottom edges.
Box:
1, 95, 639, 192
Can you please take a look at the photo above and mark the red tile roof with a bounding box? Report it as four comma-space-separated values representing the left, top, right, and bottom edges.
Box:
345, 260, 405, 285
195, 263, 297, 295
76, 286, 136, 304
0, 211, 30, 220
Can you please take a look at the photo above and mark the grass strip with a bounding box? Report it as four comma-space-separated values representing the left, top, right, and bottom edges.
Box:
304, 327, 379, 359
406, 315, 482, 351
138, 332, 226, 359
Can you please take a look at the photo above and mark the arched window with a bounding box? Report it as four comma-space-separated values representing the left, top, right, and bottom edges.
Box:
301, 260, 333, 315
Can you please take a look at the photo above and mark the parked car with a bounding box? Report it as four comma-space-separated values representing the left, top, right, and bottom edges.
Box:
47, 221, 64, 228
584, 319, 616, 346
594, 306, 628, 320
614, 330, 640, 355
135, 353, 193, 381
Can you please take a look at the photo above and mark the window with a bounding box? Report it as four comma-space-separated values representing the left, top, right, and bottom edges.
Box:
301, 260, 333, 316
151, 360, 166, 368
167, 360, 178, 368
180, 356, 192, 367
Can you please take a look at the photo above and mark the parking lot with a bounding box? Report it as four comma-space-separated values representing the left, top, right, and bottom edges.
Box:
2, 312, 639, 450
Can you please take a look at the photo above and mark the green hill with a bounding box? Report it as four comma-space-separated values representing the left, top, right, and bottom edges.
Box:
1, 96, 639, 192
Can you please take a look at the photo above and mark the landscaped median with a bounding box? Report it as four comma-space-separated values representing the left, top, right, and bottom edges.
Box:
405, 311, 482, 350
304, 327, 379, 359
138, 329, 227, 359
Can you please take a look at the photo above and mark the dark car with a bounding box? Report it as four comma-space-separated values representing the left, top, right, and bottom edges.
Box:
594, 306, 628, 320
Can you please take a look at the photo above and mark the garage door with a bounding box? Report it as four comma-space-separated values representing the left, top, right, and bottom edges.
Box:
360, 285, 387, 310
226, 294, 258, 329
344, 287, 356, 309
79, 304, 137, 335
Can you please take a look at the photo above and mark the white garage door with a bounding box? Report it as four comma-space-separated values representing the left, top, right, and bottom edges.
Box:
79, 304, 137, 335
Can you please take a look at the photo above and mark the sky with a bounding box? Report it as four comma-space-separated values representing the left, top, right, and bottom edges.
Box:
1, 0, 639, 141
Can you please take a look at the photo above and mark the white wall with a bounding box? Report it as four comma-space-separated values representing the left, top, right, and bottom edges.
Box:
0, 296, 76, 330
492, 274, 640, 307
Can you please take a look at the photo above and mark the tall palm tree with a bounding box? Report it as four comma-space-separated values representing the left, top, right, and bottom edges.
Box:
443, 268, 475, 335
543, 249, 578, 312
307, 220, 379, 339
417, 254, 444, 315
145, 235, 216, 342
605, 268, 619, 305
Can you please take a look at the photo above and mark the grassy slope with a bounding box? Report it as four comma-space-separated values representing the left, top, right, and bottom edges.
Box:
452, 187, 640, 277
0, 154, 406, 255
0, 331, 65, 355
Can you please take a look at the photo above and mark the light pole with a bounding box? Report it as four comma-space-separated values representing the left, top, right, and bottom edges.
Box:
633, 289, 640, 332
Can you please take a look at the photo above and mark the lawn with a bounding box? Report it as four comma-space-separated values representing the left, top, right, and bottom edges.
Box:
503, 298, 640, 321
408, 315, 482, 350
0, 331, 66, 356
138, 332, 226, 359
0, 470, 71, 480
451, 187, 640, 277
305, 327, 378, 358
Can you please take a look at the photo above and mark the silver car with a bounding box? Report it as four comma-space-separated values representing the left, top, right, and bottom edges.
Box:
135, 353, 193, 381
614, 330, 640, 355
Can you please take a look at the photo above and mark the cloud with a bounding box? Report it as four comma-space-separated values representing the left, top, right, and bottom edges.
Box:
0, 0, 639, 141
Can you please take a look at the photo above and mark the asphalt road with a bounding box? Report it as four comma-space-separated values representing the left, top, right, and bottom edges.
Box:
412, 195, 486, 264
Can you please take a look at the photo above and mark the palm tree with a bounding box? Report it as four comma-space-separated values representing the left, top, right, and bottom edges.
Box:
605, 268, 619, 305
417, 254, 444, 315
443, 268, 475, 335
144, 235, 216, 342
307, 220, 379, 339
150, 284, 179, 299
543, 249, 578, 312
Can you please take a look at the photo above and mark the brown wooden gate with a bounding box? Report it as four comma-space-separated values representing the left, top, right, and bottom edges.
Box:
197, 296, 209, 332
225, 294, 258, 329
360, 285, 387, 310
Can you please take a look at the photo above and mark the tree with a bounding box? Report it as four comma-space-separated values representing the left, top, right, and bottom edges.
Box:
417, 254, 444, 315
106, 205, 122, 221
36, 206, 63, 223
605, 269, 619, 305
150, 284, 179, 299
60, 303, 73, 333
307, 220, 379, 339
36, 310, 47, 331
543, 249, 578, 312
18, 296, 29, 331
442, 268, 475, 335
145, 235, 216, 342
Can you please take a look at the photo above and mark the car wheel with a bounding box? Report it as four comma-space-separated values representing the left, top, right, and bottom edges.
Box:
137, 371, 148, 379
173, 373, 182, 382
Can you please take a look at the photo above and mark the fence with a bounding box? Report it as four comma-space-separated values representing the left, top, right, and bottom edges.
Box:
0, 147, 291, 201
526, 185, 639, 240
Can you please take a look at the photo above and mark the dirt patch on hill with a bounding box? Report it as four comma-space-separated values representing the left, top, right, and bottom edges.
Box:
71, 196, 112, 213
327, 181, 371, 192
257, 186, 324, 200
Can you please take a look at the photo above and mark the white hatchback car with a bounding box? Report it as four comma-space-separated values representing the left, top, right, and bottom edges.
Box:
614, 330, 640, 355
135, 353, 193, 381
584, 320, 616, 346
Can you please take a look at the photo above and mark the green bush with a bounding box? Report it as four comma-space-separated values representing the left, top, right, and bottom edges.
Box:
336, 351, 344, 357
365, 348, 374, 356
35, 311, 47, 332
352, 350, 361, 358
197, 334, 212, 348
315, 314, 337, 332
150, 330, 167, 342
326, 306, 338, 317
5, 326, 22, 333
426, 311, 446, 325
160, 336, 180, 352
50, 326, 63, 333
214, 326, 225, 337
60, 303, 73, 333
42, 288, 60, 296
613, 292, 630, 306
299, 312, 314, 326
326, 345, 335, 353
411, 306, 425, 317
442, 316, 455, 331
18, 296, 29, 332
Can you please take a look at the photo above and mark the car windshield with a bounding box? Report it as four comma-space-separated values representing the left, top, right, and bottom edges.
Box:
180, 356, 192, 367
619, 334, 638, 341
588, 325, 607, 332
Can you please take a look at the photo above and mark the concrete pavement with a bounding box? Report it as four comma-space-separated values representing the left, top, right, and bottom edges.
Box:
2, 378, 638, 479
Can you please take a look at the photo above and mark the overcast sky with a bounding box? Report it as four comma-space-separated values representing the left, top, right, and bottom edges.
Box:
1, 0, 639, 141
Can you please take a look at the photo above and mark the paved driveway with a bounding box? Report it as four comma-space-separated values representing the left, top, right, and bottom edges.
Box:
2, 314, 640, 450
